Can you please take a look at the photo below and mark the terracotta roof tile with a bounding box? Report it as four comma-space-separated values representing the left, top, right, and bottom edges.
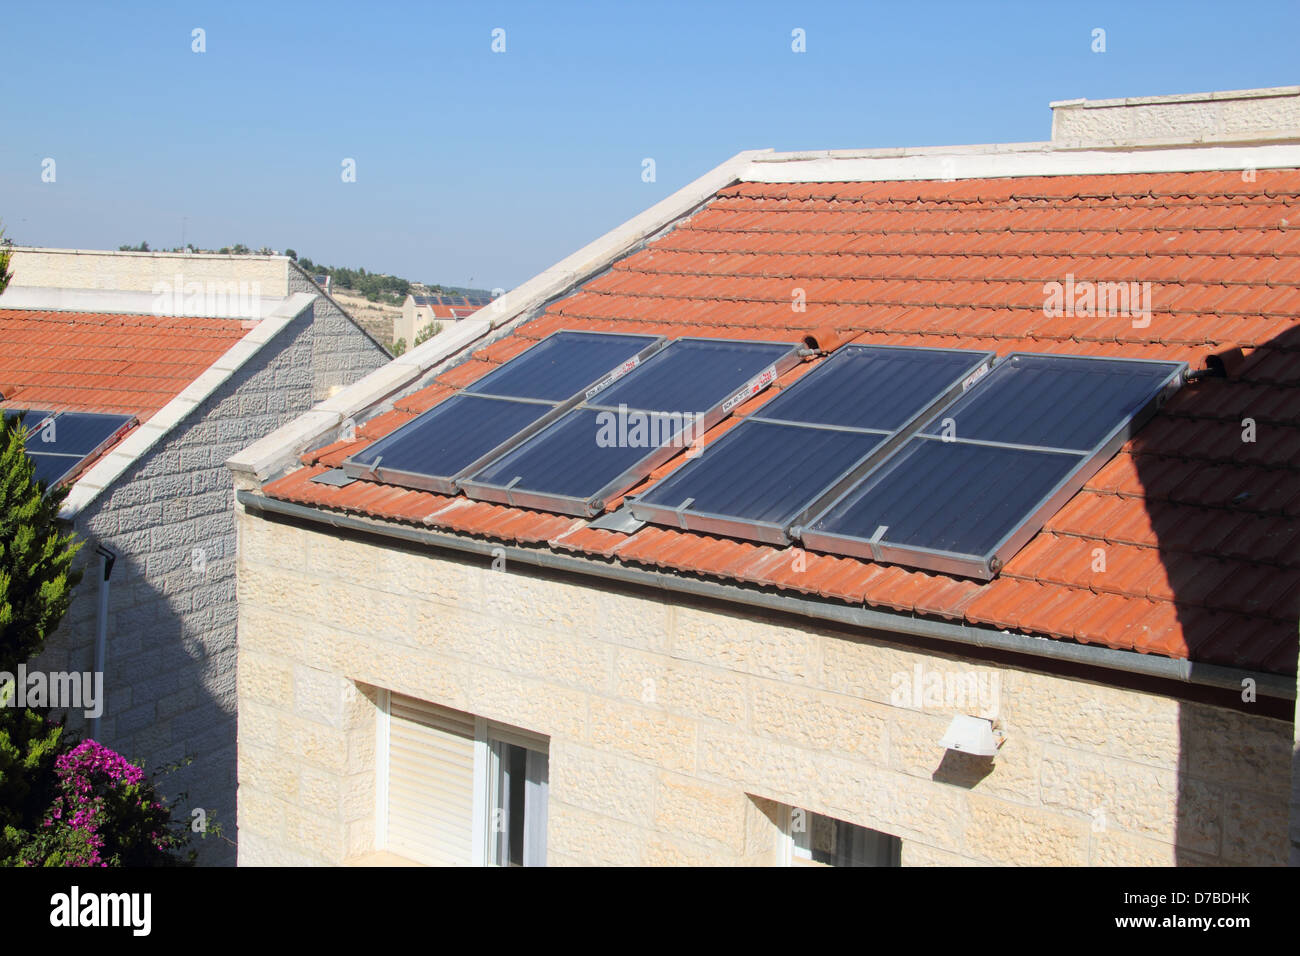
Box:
261, 170, 1300, 677
0, 309, 246, 419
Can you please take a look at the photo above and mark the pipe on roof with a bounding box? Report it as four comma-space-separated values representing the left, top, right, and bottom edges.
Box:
802, 326, 845, 353
236, 490, 1296, 702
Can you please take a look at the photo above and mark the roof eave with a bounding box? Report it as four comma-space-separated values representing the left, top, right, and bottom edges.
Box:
236, 490, 1298, 703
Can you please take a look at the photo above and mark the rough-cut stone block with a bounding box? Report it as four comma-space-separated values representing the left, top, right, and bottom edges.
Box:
750, 681, 888, 761
589, 696, 696, 773
548, 801, 645, 866
550, 743, 656, 825
653, 774, 746, 853
965, 794, 1089, 866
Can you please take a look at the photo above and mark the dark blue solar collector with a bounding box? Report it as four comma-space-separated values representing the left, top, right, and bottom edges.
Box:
460, 338, 801, 516
342, 331, 665, 494
802, 353, 1185, 578
627, 345, 995, 544
3, 408, 136, 489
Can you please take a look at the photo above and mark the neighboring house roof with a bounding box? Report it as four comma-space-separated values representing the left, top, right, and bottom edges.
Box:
412, 293, 493, 308
410, 293, 492, 321
250, 162, 1300, 680
0, 291, 318, 515
0, 308, 247, 416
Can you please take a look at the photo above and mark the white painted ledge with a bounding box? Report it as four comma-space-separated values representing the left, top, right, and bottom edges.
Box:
59, 292, 317, 519
0, 285, 290, 319
741, 141, 1300, 183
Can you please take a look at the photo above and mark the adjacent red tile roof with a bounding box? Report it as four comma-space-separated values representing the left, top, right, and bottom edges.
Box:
418, 305, 483, 321
0, 309, 247, 417
264, 170, 1300, 676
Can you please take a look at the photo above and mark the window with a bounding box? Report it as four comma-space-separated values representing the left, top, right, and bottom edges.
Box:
485, 728, 549, 867
783, 807, 901, 867
377, 692, 549, 866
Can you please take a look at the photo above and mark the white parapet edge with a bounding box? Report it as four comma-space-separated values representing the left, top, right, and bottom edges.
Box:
59, 292, 318, 519
740, 140, 1300, 183
0, 285, 289, 319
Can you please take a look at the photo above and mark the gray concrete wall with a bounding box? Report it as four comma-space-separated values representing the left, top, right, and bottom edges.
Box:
287, 264, 391, 399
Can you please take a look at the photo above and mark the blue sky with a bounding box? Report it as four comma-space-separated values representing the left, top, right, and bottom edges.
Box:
1, 1, 1296, 290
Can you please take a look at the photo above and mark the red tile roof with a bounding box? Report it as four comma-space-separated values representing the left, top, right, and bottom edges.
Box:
264, 170, 1300, 676
0, 309, 247, 417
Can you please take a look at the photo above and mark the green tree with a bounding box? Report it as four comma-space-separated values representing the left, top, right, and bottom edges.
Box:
0, 705, 64, 860
391, 338, 406, 357
0, 412, 83, 860
0, 416, 82, 675
285, 248, 298, 261
0, 412, 194, 866
414, 322, 442, 347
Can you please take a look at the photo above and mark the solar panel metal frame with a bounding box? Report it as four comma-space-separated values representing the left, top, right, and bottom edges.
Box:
625, 345, 996, 546
799, 352, 1187, 579
458, 338, 804, 517
340, 330, 667, 494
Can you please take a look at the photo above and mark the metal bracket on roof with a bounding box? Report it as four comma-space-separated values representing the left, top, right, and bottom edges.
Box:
588, 505, 647, 534
673, 497, 696, 530
503, 475, 522, 508
360, 455, 382, 479
311, 468, 358, 488
868, 524, 889, 562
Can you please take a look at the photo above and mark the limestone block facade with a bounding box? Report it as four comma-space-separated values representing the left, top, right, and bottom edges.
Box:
234, 515, 1293, 867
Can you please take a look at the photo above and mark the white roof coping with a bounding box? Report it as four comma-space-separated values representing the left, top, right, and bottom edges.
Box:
1048, 85, 1300, 110
59, 292, 317, 519
0, 285, 289, 319
4, 246, 289, 262
739, 141, 1300, 183
226, 148, 775, 481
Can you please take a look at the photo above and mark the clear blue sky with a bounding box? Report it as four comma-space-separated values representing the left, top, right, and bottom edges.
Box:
2, 1, 1296, 290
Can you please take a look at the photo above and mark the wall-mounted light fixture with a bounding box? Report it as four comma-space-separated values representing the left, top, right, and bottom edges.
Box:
939, 714, 1005, 758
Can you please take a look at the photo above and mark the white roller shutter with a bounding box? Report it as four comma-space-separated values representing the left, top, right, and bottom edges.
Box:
386, 695, 476, 866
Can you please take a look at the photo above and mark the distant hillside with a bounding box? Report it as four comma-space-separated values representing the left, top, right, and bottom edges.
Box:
114, 241, 494, 306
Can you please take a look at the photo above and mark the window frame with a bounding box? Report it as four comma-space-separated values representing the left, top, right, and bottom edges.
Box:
375, 691, 549, 867
477, 718, 549, 867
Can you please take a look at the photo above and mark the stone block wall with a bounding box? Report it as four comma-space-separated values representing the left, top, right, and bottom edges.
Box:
8, 249, 290, 295
234, 515, 1295, 866
286, 265, 390, 400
